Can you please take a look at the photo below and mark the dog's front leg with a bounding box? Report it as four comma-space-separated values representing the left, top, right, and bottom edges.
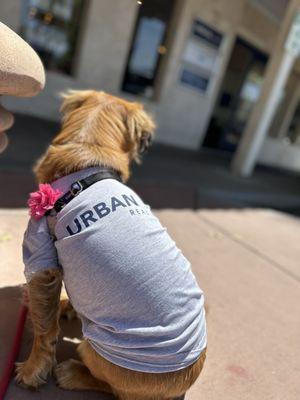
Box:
15, 268, 62, 388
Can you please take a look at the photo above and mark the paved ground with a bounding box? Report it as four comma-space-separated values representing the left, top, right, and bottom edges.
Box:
2, 114, 300, 213
1, 208, 299, 400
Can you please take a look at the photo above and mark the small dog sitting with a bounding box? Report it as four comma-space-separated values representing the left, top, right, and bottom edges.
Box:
16, 90, 207, 400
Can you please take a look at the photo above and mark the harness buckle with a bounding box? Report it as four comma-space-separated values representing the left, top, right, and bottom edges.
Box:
70, 181, 83, 197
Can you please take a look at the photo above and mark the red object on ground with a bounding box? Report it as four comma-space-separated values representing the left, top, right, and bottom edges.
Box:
0, 304, 28, 400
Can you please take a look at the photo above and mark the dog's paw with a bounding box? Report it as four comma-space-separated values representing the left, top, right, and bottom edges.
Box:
15, 359, 51, 389
54, 359, 80, 390
55, 359, 112, 393
59, 299, 77, 321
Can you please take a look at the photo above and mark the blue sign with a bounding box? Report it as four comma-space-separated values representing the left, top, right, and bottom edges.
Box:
180, 69, 209, 92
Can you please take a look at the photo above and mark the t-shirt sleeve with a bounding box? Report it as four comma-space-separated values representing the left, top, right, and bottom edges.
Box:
23, 217, 60, 282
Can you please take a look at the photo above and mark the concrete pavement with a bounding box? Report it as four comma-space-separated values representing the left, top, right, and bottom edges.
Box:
0, 208, 299, 399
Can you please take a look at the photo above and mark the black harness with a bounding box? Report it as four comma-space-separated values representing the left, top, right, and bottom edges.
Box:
47, 168, 121, 216
46, 168, 121, 239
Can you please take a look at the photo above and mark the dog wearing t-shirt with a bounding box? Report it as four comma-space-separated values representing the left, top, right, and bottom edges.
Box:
15, 90, 207, 400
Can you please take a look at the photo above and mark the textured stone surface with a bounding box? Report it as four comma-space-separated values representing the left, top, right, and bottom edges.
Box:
0, 208, 299, 399
0, 22, 45, 97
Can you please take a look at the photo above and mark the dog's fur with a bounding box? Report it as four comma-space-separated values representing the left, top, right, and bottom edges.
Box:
15, 90, 206, 399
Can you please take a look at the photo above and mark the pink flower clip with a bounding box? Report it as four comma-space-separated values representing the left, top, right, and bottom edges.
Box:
27, 184, 62, 220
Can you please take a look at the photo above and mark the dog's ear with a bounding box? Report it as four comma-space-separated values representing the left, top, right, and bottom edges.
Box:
125, 104, 155, 158
60, 90, 96, 116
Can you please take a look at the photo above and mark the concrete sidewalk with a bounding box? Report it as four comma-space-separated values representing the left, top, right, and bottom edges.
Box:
0, 208, 299, 399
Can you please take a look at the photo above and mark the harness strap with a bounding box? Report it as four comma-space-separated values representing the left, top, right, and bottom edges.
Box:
47, 214, 57, 239
51, 169, 121, 214
46, 168, 121, 239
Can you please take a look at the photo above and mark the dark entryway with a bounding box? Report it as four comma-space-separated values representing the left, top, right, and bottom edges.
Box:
203, 37, 268, 153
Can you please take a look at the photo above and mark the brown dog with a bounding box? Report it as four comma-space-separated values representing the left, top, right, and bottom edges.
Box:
15, 90, 206, 399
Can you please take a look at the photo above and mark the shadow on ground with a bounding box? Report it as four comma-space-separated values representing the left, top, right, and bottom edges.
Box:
0, 286, 114, 399
1, 113, 300, 214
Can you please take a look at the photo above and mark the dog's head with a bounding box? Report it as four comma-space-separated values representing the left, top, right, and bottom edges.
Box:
35, 90, 155, 183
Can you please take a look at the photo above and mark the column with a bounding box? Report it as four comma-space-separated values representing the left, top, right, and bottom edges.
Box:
231, 0, 300, 177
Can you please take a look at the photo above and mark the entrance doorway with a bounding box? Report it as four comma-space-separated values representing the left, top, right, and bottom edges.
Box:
203, 37, 268, 152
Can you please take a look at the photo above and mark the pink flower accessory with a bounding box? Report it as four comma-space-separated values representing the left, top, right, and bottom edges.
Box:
27, 184, 63, 220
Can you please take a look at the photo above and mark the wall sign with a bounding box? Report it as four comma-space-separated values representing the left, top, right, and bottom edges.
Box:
183, 40, 218, 72
192, 19, 223, 49
180, 19, 223, 93
180, 69, 209, 91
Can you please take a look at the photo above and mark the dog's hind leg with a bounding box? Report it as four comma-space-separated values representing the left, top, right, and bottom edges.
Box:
55, 359, 113, 393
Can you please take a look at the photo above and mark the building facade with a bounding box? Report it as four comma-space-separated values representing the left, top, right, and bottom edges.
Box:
2, 0, 300, 173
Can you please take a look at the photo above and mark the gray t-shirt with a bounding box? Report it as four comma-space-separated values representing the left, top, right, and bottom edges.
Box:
23, 168, 207, 373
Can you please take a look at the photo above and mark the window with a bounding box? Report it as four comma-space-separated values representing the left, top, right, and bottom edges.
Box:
20, 0, 85, 75
122, 0, 176, 98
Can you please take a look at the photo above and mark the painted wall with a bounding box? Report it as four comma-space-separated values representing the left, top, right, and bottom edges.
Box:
0, 0, 22, 31
0, 0, 283, 151
258, 137, 300, 172
76, 0, 137, 92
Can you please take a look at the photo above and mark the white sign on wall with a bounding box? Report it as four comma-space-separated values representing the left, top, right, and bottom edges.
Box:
183, 39, 218, 73
180, 18, 223, 93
